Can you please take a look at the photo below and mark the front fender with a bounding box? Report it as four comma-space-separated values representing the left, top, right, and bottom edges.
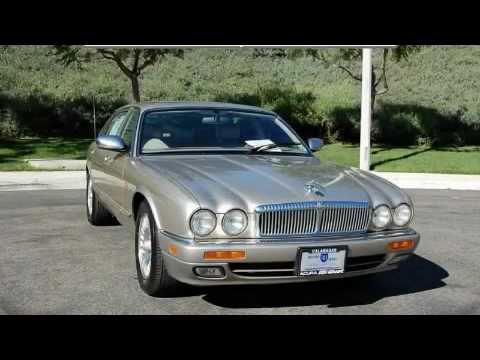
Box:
126, 159, 200, 238
132, 186, 164, 230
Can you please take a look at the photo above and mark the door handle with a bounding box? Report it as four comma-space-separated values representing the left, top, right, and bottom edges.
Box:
104, 155, 112, 162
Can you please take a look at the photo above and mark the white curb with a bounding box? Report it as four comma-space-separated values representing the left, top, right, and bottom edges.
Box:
27, 159, 86, 171
374, 172, 480, 191
0, 171, 86, 191
0, 171, 479, 192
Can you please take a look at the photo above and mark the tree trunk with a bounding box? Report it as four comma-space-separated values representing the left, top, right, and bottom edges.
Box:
130, 76, 141, 103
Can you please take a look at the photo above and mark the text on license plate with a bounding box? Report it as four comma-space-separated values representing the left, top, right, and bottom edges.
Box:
298, 247, 347, 276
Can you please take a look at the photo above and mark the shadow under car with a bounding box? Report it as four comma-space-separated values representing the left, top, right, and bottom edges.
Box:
197, 255, 448, 309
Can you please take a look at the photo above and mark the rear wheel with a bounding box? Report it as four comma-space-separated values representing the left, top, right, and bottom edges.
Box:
86, 172, 115, 226
135, 201, 181, 297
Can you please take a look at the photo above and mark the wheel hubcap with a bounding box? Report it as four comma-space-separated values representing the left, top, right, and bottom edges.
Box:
138, 214, 152, 279
87, 178, 93, 216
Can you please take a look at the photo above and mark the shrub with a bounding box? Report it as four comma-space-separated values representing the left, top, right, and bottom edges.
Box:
2, 45, 480, 146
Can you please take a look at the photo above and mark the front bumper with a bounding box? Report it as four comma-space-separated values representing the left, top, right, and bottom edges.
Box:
160, 229, 420, 286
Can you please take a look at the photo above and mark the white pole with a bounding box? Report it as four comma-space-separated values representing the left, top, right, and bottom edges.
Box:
360, 48, 373, 171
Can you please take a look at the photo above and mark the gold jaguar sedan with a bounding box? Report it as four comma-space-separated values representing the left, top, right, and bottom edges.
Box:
86, 102, 420, 297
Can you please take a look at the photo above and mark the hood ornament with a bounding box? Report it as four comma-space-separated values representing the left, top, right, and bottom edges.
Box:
304, 180, 325, 196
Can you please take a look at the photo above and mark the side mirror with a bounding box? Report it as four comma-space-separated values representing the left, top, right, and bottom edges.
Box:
308, 138, 323, 151
96, 135, 128, 152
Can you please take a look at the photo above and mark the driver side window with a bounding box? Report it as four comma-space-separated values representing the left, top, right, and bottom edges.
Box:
120, 108, 140, 148
107, 112, 129, 136
99, 111, 129, 137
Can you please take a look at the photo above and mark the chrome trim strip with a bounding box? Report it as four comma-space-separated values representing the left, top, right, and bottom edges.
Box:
347, 261, 384, 268
257, 228, 418, 244
232, 269, 295, 273
256, 201, 322, 213
159, 230, 193, 244
161, 228, 417, 245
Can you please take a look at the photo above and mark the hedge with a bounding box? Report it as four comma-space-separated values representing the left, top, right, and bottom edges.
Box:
1, 45, 480, 146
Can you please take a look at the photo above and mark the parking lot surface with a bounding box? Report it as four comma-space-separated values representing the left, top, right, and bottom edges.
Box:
0, 189, 479, 314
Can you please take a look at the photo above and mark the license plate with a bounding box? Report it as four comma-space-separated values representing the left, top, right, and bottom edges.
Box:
296, 246, 347, 276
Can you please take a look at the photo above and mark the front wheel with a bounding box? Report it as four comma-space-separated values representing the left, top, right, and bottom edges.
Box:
135, 201, 182, 297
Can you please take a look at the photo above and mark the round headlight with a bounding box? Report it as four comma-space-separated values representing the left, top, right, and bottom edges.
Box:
222, 210, 248, 236
372, 205, 392, 229
393, 204, 412, 227
190, 210, 216, 236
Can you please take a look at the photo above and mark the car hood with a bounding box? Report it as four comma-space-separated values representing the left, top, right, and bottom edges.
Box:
140, 154, 411, 213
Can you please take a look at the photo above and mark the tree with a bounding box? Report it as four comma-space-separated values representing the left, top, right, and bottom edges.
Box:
251, 46, 423, 111
51, 46, 184, 102
308, 46, 423, 113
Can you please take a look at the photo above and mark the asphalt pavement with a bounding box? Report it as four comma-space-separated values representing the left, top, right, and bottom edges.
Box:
0, 189, 479, 314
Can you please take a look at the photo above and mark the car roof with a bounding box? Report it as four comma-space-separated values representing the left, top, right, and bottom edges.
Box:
118, 101, 276, 115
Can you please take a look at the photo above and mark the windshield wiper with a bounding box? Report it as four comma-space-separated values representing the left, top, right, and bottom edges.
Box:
248, 142, 302, 154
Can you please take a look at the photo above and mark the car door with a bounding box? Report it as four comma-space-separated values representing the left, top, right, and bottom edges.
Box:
106, 107, 141, 216
92, 110, 129, 207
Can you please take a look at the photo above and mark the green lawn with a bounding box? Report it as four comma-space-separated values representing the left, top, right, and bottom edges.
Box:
0, 138, 92, 171
1, 138, 480, 174
316, 143, 480, 174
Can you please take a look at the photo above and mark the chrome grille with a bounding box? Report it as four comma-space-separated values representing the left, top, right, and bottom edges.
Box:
257, 202, 318, 236
256, 201, 370, 237
319, 201, 371, 233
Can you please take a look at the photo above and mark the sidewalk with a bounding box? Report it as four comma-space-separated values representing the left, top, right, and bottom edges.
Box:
0, 171, 85, 191
27, 159, 86, 171
373, 172, 480, 191
0, 171, 479, 192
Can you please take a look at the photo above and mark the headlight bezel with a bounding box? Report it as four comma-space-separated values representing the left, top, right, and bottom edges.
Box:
393, 203, 413, 227
222, 209, 248, 236
189, 209, 217, 237
371, 204, 393, 230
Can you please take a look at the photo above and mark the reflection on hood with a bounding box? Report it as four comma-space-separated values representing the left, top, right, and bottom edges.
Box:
141, 154, 410, 213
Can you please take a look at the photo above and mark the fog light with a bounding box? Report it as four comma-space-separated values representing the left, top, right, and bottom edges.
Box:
203, 250, 246, 260
194, 267, 225, 278
387, 240, 415, 251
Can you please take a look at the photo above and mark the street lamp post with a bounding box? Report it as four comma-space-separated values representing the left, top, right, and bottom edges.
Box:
360, 48, 373, 171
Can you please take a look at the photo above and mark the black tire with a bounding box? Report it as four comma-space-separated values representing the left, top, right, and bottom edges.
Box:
135, 200, 181, 297
86, 172, 115, 226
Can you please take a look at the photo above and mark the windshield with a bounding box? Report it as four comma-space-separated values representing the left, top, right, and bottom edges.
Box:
139, 110, 309, 155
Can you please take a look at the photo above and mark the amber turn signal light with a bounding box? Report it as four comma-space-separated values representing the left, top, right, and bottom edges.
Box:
168, 245, 177, 256
203, 250, 246, 260
387, 240, 415, 251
